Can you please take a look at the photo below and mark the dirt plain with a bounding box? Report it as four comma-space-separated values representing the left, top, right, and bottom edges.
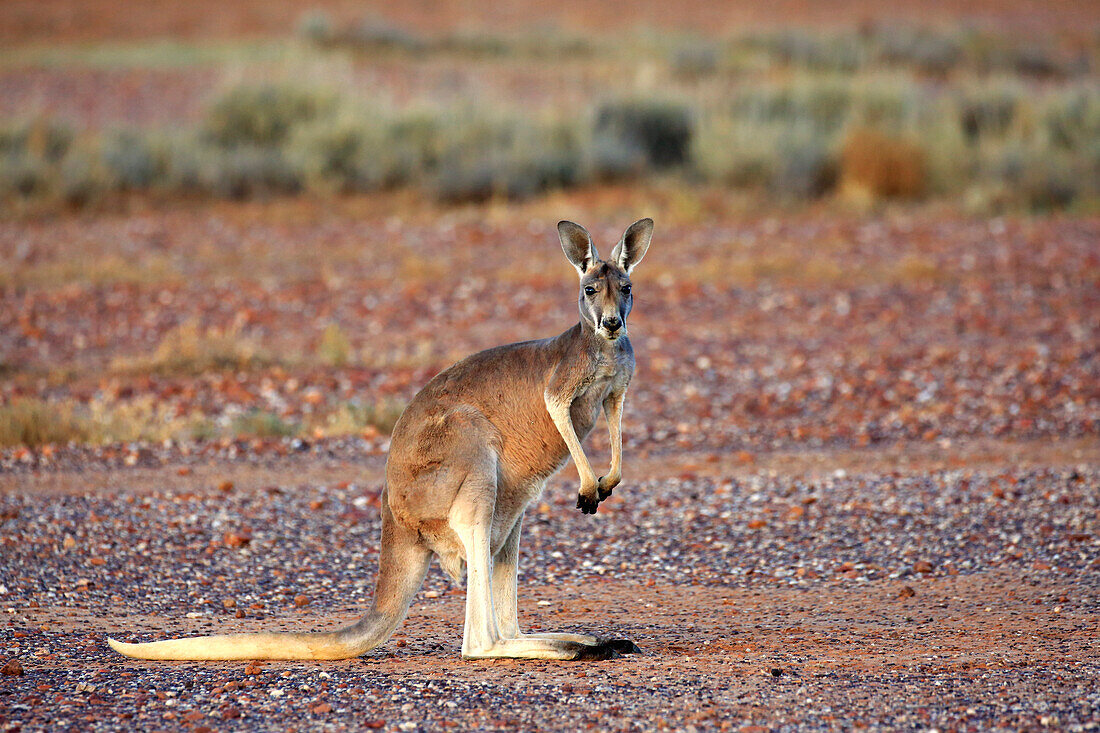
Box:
2, 0, 1096, 43
1, 200, 1098, 731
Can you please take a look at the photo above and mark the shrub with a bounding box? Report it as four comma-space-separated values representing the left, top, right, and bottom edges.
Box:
758, 30, 863, 72
670, 44, 719, 78
839, 127, 926, 200
204, 85, 338, 148
434, 117, 587, 202
0, 153, 51, 198
101, 131, 162, 190
290, 115, 380, 193
204, 146, 302, 199
594, 100, 694, 169
343, 17, 426, 53
0, 119, 73, 162
875, 25, 963, 76
1010, 45, 1066, 78
231, 409, 299, 439
693, 113, 837, 199
774, 141, 837, 199
957, 84, 1022, 143
58, 148, 108, 207
1043, 86, 1100, 150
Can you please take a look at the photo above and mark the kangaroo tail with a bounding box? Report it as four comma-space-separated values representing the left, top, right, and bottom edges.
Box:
108, 502, 431, 661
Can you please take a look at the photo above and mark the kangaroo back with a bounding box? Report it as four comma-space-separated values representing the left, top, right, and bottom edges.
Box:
108, 497, 430, 660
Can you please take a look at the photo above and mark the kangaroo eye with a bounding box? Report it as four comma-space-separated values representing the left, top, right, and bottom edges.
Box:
621, 285, 631, 295
584, 286, 596, 295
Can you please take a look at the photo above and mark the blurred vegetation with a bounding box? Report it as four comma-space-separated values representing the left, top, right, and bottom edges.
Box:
2, 22, 1099, 213
108, 320, 269, 377
0, 394, 408, 448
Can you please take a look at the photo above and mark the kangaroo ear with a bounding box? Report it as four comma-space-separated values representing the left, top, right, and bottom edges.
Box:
610, 218, 653, 274
558, 221, 598, 275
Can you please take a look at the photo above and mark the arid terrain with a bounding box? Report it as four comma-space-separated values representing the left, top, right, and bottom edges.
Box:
2, 1, 1099, 730
2, 199, 1098, 731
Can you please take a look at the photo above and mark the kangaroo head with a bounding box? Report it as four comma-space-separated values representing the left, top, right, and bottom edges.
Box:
557, 218, 653, 341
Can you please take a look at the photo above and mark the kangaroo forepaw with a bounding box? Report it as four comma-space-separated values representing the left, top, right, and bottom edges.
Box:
572, 641, 621, 661
602, 638, 642, 654
576, 493, 599, 514
596, 474, 620, 502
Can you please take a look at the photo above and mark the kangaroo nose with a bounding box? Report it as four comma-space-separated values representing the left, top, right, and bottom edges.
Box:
603, 316, 622, 332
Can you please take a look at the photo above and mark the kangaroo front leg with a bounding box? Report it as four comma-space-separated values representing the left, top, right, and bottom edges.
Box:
544, 392, 601, 514
597, 388, 626, 503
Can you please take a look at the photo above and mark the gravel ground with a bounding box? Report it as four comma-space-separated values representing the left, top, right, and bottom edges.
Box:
3, 212, 1098, 470
1, 452, 1097, 731
1, 144, 1097, 733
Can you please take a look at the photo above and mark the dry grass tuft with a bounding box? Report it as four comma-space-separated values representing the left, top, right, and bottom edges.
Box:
0, 398, 89, 447
318, 323, 352, 367
839, 127, 926, 203
309, 400, 406, 438
110, 320, 267, 376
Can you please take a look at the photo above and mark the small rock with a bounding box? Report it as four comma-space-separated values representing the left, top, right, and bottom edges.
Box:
913, 560, 934, 574
1, 659, 24, 676
218, 480, 234, 493
223, 531, 252, 548
898, 586, 916, 599
311, 703, 332, 714
294, 594, 310, 608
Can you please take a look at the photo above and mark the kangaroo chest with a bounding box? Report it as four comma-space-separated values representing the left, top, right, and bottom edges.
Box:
568, 354, 628, 439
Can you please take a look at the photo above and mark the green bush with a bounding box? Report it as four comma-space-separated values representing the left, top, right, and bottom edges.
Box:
204, 85, 338, 148
231, 409, 299, 439
204, 146, 302, 199
594, 100, 694, 170
290, 115, 381, 193
434, 116, 587, 202
875, 26, 963, 76
0, 153, 51, 198
0, 119, 73, 162
59, 147, 108, 206
343, 17, 426, 53
957, 83, 1022, 143
101, 131, 162, 190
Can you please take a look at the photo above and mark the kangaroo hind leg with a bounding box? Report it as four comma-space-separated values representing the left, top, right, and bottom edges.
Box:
491, 511, 640, 655
450, 455, 614, 660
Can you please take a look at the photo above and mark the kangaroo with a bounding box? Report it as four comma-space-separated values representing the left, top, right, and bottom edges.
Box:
108, 218, 653, 662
